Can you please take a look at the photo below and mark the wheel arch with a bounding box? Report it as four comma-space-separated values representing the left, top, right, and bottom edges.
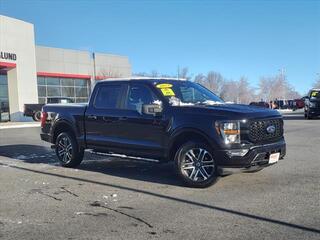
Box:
52, 120, 77, 144
167, 128, 217, 162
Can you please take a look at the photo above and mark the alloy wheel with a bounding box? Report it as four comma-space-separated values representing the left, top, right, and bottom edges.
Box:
181, 148, 215, 182
57, 136, 73, 163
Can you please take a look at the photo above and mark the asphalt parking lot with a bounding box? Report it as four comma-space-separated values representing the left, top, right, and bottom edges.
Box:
0, 111, 319, 240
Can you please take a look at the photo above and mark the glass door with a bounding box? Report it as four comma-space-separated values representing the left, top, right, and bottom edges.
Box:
0, 74, 10, 122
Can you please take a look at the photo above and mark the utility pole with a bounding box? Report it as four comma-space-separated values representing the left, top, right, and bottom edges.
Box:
92, 52, 96, 92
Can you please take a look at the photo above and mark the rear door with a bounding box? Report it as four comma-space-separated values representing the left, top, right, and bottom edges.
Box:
85, 82, 128, 151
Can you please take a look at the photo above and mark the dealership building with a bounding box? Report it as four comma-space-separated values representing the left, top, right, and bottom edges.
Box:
0, 15, 132, 122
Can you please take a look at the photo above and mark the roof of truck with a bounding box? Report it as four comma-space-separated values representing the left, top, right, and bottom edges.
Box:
98, 77, 187, 82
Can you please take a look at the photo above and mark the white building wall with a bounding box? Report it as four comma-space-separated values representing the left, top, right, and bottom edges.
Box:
36, 46, 92, 76
0, 15, 38, 121
0, 15, 132, 122
95, 53, 131, 78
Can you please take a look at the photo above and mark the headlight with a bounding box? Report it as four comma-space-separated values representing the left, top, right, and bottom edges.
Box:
215, 121, 241, 144
310, 102, 316, 108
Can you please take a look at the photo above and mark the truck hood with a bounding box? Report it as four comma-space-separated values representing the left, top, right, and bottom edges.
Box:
172, 103, 281, 120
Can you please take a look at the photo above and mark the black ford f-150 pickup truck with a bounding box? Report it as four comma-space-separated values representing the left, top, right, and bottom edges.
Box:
304, 89, 320, 119
40, 78, 286, 187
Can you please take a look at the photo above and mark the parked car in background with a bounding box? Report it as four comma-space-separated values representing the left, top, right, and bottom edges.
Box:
304, 89, 320, 119
249, 101, 270, 108
40, 78, 286, 188
24, 97, 74, 121
293, 98, 305, 110
0, 101, 10, 122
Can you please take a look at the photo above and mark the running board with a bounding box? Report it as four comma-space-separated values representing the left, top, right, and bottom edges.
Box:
88, 150, 160, 163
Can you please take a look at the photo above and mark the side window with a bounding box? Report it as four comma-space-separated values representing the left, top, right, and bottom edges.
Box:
126, 84, 159, 113
180, 86, 209, 103
94, 84, 122, 109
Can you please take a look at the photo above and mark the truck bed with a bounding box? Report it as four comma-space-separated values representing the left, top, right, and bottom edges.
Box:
41, 103, 88, 143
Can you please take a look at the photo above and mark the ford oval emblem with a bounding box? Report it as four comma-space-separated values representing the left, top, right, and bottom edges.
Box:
266, 125, 276, 134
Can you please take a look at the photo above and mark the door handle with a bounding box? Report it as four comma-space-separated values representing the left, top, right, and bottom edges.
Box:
103, 116, 113, 123
88, 115, 97, 120
119, 117, 128, 121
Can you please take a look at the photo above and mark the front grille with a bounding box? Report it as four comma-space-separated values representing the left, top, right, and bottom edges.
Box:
249, 118, 283, 143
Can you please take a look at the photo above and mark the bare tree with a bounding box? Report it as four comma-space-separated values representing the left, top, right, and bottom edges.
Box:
313, 76, 320, 88
220, 80, 238, 102
258, 77, 274, 102
133, 68, 302, 103
195, 71, 225, 96
237, 77, 255, 104
98, 68, 121, 79
259, 73, 301, 101
151, 70, 159, 77
178, 67, 191, 80
133, 72, 149, 77
194, 73, 206, 83
134, 70, 180, 79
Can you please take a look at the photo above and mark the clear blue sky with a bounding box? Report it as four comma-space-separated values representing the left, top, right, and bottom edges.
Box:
0, 0, 319, 94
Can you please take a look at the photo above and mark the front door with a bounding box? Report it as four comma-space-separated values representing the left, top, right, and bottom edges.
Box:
119, 83, 169, 159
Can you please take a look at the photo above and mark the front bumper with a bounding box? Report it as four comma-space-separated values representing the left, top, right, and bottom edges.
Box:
308, 107, 320, 116
213, 139, 286, 168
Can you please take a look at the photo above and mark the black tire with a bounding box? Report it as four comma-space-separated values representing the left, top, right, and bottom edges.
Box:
307, 112, 313, 119
32, 111, 41, 121
55, 132, 84, 167
174, 141, 218, 188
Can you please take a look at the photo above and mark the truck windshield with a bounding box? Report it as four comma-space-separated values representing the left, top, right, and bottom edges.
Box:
154, 81, 224, 106
310, 91, 320, 100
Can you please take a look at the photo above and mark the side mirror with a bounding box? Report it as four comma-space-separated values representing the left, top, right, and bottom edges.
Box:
142, 104, 163, 116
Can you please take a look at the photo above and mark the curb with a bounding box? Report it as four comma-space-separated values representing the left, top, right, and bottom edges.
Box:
0, 123, 40, 130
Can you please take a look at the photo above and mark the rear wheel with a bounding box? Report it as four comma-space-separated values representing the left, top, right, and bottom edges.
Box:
32, 111, 41, 121
55, 132, 84, 167
174, 141, 218, 188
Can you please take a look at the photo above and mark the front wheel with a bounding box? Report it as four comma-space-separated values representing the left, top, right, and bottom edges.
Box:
55, 132, 84, 167
306, 111, 313, 119
174, 141, 218, 188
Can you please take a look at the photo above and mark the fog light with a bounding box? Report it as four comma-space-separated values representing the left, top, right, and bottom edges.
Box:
226, 149, 249, 157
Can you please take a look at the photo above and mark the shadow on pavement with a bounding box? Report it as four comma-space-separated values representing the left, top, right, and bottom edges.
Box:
0, 144, 57, 164
0, 144, 182, 187
1, 161, 319, 235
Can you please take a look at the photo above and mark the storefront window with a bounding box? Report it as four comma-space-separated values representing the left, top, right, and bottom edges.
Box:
0, 74, 10, 122
37, 76, 90, 103
37, 77, 46, 85
46, 77, 60, 85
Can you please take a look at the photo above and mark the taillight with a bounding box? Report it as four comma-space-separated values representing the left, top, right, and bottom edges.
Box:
41, 112, 48, 128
